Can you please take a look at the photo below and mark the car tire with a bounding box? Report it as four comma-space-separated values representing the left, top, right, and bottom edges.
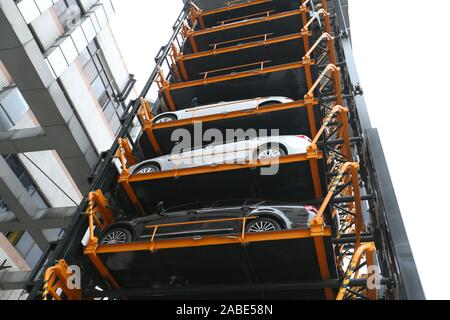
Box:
256, 144, 286, 162
246, 218, 282, 233
135, 163, 160, 174
100, 227, 133, 245
153, 114, 177, 124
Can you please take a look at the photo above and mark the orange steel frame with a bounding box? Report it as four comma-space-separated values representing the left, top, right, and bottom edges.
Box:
163, 8, 334, 110
192, 0, 273, 25
184, 8, 308, 54
156, 61, 314, 108
171, 32, 311, 82
42, 260, 82, 300
336, 243, 377, 300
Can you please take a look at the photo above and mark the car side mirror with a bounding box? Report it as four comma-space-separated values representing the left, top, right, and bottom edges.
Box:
190, 98, 199, 108
156, 202, 165, 216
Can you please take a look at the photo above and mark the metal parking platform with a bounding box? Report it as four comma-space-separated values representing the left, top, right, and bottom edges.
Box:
137, 98, 321, 158
184, 7, 311, 53
86, 229, 337, 300
191, 0, 305, 29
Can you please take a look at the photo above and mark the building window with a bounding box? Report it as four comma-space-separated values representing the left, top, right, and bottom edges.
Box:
0, 198, 10, 216
0, 154, 49, 268
80, 40, 124, 134
0, 88, 29, 131
0, 155, 50, 218
1, 155, 49, 210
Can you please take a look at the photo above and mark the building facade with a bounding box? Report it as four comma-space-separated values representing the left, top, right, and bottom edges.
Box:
0, 0, 133, 298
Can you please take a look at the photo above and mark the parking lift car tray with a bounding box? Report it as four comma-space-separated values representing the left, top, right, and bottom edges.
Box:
92, 228, 337, 300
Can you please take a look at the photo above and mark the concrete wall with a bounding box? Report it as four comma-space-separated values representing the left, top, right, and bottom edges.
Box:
31, 8, 63, 51
97, 25, 129, 91
19, 151, 83, 208
59, 59, 115, 153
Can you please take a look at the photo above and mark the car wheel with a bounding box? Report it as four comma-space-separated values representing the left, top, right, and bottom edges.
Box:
257, 144, 286, 161
246, 218, 282, 233
100, 228, 133, 245
136, 163, 160, 174
153, 114, 177, 124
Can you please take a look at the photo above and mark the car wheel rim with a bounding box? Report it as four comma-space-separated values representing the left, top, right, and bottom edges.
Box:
248, 221, 277, 233
138, 166, 158, 174
258, 148, 283, 160
102, 231, 128, 244
154, 117, 174, 124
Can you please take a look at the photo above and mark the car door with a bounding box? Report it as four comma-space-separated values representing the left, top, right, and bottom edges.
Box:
169, 144, 212, 169
195, 200, 247, 235
221, 99, 257, 114
211, 139, 259, 165
142, 202, 214, 239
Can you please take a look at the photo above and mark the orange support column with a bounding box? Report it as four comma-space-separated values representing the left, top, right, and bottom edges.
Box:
84, 238, 120, 289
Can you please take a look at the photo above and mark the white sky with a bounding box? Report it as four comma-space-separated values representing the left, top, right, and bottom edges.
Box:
110, 0, 450, 300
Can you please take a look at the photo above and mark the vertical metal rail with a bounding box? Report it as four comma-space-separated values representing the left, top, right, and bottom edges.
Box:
333, 0, 425, 300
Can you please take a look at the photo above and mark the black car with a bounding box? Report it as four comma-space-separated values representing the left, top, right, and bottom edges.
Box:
99, 199, 318, 245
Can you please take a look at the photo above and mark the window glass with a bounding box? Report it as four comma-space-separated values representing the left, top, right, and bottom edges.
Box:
0, 198, 12, 215
31, 192, 49, 209
91, 76, 105, 99
166, 201, 215, 213
83, 60, 98, 84
5, 155, 25, 178
3, 154, 50, 209
78, 48, 91, 67
213, 200, 245, 208
20, 174, 37, 195
0, 106, 14, 131
87, 40, 98, 55
103, 100, 115, 121
98, 91, 109, 108
25, 244, 43, 269
109, 115, 120, 134
15, 232, 34, 258
0, 88, 29, 125
100, 71, 109, 87
80, 39, 125, 134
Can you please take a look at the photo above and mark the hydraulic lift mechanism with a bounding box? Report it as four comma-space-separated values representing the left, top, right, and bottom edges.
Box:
25, 0, 424, 300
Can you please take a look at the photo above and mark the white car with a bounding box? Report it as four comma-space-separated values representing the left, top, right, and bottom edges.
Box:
152, 97, 293, 124
130, 135, 312, 174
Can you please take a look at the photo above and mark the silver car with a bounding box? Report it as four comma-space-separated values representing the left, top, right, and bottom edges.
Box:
152, 96, 293, 124
130, 135, 312, 174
